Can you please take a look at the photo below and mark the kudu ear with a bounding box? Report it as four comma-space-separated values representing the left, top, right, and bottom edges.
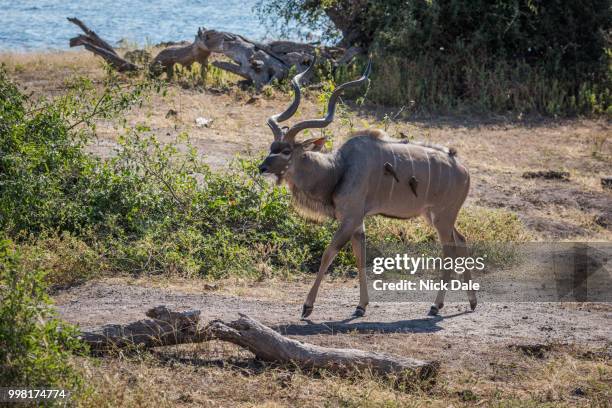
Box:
301, 137, 327, 152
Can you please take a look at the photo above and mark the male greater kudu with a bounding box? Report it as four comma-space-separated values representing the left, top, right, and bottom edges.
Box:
259, 59, 476, 318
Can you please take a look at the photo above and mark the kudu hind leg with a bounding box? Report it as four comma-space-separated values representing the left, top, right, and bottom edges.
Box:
350, 223, 368, 317
454, 228, 477, 311
302, 219, 360, 319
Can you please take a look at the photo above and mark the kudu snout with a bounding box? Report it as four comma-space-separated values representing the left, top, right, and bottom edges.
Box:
258, 161, 268, 174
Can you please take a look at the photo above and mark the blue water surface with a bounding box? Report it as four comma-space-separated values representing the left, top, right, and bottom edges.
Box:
0, 0, 273, 50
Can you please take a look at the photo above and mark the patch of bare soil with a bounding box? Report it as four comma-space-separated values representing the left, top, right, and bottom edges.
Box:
55, 279, 611, 348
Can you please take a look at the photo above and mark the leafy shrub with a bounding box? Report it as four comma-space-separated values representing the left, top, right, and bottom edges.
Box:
257, 0, 611, 115
0, 239, 84, 388
19, 232, 102, 290
0, 66, 338, 279
0, 66, 153, 235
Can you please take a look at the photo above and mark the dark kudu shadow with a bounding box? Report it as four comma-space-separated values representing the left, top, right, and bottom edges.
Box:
273, 310, 470, 337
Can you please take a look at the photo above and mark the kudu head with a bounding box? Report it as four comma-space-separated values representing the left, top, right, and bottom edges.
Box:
258, 56, 371, 183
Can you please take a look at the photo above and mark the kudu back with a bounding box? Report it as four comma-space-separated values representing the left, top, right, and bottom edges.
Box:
259, 58, 476, 318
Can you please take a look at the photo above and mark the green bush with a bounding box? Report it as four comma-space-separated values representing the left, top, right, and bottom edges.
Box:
0, 239, 84, 389
0, 67, 339, 279
257, 0, 611, 115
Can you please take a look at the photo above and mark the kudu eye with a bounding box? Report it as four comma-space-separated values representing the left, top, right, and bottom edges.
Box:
282, 149, 291, 155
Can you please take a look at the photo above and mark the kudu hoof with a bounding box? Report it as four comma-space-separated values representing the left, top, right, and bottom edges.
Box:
428, 304, 441, 316
470, 299, 478, 311
352, 305, 366, 317
301, 304, 314, 319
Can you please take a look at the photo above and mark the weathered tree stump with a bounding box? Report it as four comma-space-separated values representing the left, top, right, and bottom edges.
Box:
78, 305, 438, 383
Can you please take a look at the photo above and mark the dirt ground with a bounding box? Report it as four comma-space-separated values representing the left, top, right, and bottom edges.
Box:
55, 277, 611, 406
57, 278, 611, 346
2, 51, 611, 406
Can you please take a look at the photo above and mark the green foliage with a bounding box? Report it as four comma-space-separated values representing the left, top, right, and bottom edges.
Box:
0, 66, 155, 235
255, 0, 342, 43
90, 133, 341, 278
0, 239, 84, 389
0, 67, 338, 279
256, 0, 611, 115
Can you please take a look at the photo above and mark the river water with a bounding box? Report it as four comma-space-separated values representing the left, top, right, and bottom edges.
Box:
0, 0, 272, 50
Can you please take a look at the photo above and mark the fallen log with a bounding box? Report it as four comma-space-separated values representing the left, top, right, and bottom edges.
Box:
68, 18, 210, 76
79, 305, 438, 383
208, 314, 438, 382
79, 305, 205, 350
67, 17, 138, 72
194, 29, 354, 88
194, 28, 291, 88
66, 18, 363, 87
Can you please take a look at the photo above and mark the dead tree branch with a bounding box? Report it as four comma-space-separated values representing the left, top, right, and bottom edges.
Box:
79, 305, 438, 383
195, 28, 350, 88
67, 17, 138, 72
66, 19, 364, 87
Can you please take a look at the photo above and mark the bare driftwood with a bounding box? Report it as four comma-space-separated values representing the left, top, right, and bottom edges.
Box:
79, 305, 438, 382
150, 38, 211, 76
67, 18, 211, 76
67, 17, 138, 72
66, 18, 363, 87
194, 28, 291, 87
180, 28, 351, 88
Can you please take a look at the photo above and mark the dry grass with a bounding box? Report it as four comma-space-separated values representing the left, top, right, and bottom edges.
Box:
0, 51, 104, 95
71, 341, 610, 407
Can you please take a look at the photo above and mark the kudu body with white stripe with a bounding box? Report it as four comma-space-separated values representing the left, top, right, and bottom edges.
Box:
258, 60, 476, 318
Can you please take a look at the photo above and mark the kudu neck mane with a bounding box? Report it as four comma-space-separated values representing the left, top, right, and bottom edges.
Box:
285, 151, 343, 222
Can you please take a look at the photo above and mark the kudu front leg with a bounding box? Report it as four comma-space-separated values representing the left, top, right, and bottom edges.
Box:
429, 223, 476, 315
429, 242, 454, 316
302, 220, 359, 319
